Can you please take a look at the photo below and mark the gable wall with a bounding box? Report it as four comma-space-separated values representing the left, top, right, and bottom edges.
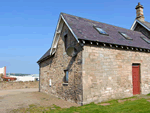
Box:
82, 44, 150, 105
39, 23, 83, 105
134, 23, 150, 38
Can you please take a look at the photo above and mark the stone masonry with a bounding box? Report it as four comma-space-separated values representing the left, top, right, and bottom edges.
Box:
40, 31, 150, 105
39, 13, 150, 105
39, 24, 83, 105
82, 44, 150, 105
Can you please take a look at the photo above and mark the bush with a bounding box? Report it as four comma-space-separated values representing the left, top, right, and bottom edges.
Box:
147, 93, 150, 96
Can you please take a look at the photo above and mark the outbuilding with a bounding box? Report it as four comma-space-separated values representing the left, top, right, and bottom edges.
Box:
37, 3, 150, 105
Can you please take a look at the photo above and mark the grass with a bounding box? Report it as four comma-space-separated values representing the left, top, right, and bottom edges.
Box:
11, 95, 150, 113
147, 93, 150, 96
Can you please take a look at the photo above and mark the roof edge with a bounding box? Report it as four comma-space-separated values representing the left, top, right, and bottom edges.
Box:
49, 14, 62, 56
130, 20, 137, 30
37, 55, 52, 64
37, 48, 51, 64
131, 19, 150, 31
49, 13, 80, 56
61, 14, 79, 43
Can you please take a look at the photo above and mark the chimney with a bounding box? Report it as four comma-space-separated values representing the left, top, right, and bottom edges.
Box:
135, 2, 144, 21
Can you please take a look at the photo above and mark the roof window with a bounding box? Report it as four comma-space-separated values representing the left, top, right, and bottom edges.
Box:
141, 31, 150, 39
94, 26, 109, 36
140, 36, 150, 44
119, 32, 133, 40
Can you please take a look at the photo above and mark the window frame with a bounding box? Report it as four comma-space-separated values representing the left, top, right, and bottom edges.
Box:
64, 34, 68, 49
140, 36, 150, 44
64, 70, 69, 83
140, 30, 150, 39
93, 26, 109, 36
118, 31, 133, 40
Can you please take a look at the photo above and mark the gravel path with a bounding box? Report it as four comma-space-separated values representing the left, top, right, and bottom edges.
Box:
0, 88, 79, 113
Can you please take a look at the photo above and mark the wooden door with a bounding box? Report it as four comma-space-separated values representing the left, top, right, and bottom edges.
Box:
132, 64, 140, 95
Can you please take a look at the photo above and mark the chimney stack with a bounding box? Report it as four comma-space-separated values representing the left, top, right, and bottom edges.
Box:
135, 2, 144, 21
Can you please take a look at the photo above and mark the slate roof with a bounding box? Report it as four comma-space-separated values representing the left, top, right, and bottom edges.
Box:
139, 20, 150, 29
37, 13, 150, 63
37, 48, 51, 63
61, 13, 150, 49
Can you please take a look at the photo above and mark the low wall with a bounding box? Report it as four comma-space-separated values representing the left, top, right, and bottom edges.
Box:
0, 81, 39, 90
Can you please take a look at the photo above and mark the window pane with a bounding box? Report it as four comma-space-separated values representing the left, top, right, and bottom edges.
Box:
66, 71, 68, 82
141, 36, 150, 44
119, 32, 133, 40
97, 28, 106, 34
64, 34, 67, 49
94, 26, 108, 35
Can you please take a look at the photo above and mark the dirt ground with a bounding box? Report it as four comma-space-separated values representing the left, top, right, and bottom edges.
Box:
0, 88, 79, 113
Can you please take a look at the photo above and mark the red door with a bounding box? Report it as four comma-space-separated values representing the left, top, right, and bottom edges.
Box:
132, 65, 140, 95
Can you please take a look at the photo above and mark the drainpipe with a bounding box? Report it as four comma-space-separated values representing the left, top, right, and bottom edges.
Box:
39, 64, 41, 92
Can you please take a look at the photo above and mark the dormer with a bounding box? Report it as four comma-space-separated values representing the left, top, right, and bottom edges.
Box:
131, 3, 150, 38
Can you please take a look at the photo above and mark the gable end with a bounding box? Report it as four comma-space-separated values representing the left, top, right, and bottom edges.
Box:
131, 20, 150, 31
50, 14, 79, 56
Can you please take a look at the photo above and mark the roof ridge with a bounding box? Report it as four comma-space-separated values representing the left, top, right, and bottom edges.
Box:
138, 19, 150, 24
61, 12, 141, 34
145, 21, 150, 23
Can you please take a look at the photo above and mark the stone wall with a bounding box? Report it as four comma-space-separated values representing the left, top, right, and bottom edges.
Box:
0, 81, 39, 90
82, 44, 150, 105
39, 23, 83, 105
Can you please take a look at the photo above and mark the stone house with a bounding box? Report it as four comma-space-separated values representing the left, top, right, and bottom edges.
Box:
37, 3, 150, 105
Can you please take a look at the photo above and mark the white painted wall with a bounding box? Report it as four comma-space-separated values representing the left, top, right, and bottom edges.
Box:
9, 75, 39, 82
0, 67, 4, 75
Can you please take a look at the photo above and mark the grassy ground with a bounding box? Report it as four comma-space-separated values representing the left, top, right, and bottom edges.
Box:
11, 94, 150, 113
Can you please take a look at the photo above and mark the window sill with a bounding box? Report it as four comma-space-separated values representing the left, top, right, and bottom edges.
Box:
63, 83, 68, 86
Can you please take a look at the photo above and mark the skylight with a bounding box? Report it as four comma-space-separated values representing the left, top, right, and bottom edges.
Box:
94, 26, 109, 35
140, 36, 150, 44
119, 32, 133, 40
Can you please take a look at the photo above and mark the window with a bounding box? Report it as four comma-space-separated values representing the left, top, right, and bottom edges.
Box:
141, 30, 150, 39
140, 36, 150, 44
94, 26, 109, 35
64, 34, 68, 49
119, 32, 133, 40
64, 70, 69, 83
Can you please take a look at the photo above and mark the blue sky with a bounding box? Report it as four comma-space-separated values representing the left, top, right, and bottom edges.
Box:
0, 0, 150, 74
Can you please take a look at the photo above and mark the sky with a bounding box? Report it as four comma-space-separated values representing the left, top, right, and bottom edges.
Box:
0, 0, 150, 74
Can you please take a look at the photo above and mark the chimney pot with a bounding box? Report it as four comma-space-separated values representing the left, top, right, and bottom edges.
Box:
138, 2, 140, 5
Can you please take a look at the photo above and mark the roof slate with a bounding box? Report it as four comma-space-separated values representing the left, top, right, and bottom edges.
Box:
37, 48, 51, 63
140, 20, 150, 29
61, 13, 150, 49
